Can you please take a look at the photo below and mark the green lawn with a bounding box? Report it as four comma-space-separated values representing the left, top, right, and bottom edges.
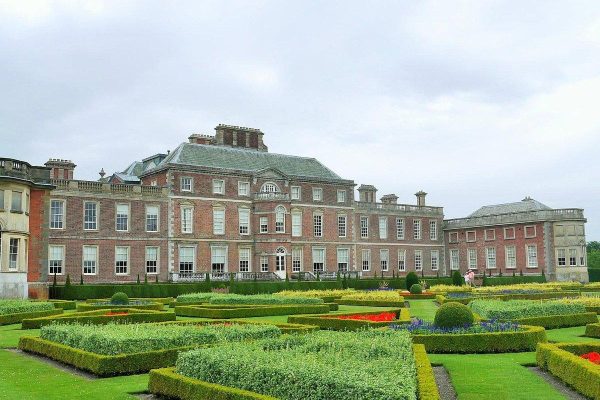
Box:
407, 299, 438, 321
546, 325, 600, 343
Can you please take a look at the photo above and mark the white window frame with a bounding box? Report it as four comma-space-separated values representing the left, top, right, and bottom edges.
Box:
145, 205, 159, 233
360, 216, 369, 238
380, 249, 389, 271
145, 246, 159, 275
9, 238, 19, 270
115, 246, 130, 275
466, 231, 477, 243
468, 248, 477, 269
292, 248, 303, 272
11, 190, 22, 212
524, 225, 537, 238
115, 203, 130, 232
429, 221, 438, 240
312, 247, 326, 273
211, 245, 228, 273
486, 247, 497, 269
557, 248, 566, 266
337, 214, 347, 238
450, 249, 459, 270
312, 187, 323, 201
237, 181, 250, 197
260, 255, 269, 272
313, 213, 323, 237
526, 244, 538, 268
238, 207, 250, 235
361, 249, 371, 271
337, 248, 349, 272
569, 248, 577, 267
398, 249, 406, 271
504, 227, 516, 240
396, 218, 404, 240
261, 182, 279, 193
413, 219, 422, 240
82, 245, 98, 276
83, 201, 98, 231
50, 199, 65, 230
379, 216, 388, 239
505, 246, 516, 269
212, 179, 225, 195
431, 250, 439, 271
48, 244, 65, 275
484, 229, 496, 241
213, 207, 225, 235
260, 216, 268, 233
290, 186, 301, 200
449, 232, 458, 243
180, 177, 193, 192
337, 190, 346, 203
275, 205, 286, 233
181, 205, 193, 234
291, 210, 302, 237
239, 248, 251, 272
179, 246, 195, 273
414, 250, 423, 271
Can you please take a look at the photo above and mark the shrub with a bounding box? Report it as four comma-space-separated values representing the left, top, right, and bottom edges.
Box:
585, 322, 600, 338
0, 300, 55, 315
339, 291, 403, 301
21, 309, 176, 329
429, 284, 471, 293
176, 292, 216, 304
406, 272, 420, 291
434, 302, 474, 328
40, 322, 280, 355
470, 300, 587, 320
452, 271, 463, 286
208, 294, 323, 305
176, 330, 418, 400
110, 292, 129, 305
274, 289, 355, 299
176, 304, 331, 319
410, 284, 423, 294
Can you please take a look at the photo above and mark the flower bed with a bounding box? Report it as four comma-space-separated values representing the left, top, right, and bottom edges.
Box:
335, 290, 406, 306
0, 300, 63, 325
209, 293, 323, 305
288, 308, 410, 331
274, 289, 355, 302
21, 308, 176, 329
19, 322, 281, 376
557, 296, 600, 313
162, 330, 426, 400
393, 319, 521, 335
537, 342, 600, 399
77, 300, 163, 312
581, 352, 600, 365
429, 285, 472, 293
175, 303, 331, 319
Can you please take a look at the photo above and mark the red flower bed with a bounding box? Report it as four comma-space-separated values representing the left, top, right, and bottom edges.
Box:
105, 311, 129, 316
333, 312, 396, 322
581, 352, 600, 365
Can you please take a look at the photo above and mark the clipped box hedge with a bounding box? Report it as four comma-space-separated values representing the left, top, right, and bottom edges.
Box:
156, 319, 319, 335
537, 342, 600, 400
36, 300, 76, 310
401, 293, 436, 300
511, 312, 598, 329
288, 308, 410, 331
175, 304, 331, 319
86, 297, 174, 305
585, 322, 600, 338
21, 308, 176, 329
0, 309, 63, 326
77, 301, 164, 312
410, 325, 547, 354
335, 299, 406, 307
413, 344, 441, 400
19, 336, 195, 376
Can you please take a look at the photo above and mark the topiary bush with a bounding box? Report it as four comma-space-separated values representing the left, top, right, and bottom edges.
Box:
406, 272, 419, 291
452, 271, 464, 286
110, 292, 129, 305
434, 301, 474, 328
410, 284, 423, 294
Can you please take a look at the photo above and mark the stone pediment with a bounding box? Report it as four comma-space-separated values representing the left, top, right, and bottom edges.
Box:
254, 168, 288, 180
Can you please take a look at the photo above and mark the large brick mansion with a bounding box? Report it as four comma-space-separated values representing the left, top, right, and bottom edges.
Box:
0, 124, 589, 297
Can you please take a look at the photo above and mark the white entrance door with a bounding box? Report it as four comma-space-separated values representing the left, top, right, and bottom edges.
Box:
275, 247, 286, 279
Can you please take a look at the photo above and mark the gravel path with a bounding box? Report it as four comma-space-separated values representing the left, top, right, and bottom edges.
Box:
433, 366, 457, 400
528, 367, 587, 400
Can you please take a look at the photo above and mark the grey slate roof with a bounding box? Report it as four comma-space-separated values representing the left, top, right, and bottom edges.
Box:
150, 143, 350, 182
468, 198, 552, 217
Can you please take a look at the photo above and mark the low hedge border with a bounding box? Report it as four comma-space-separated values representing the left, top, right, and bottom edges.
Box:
0, 309, 63, 326
585, 322, 600, 338
34, 300, 76, 310
537, 342, 600, 400
409, 325, 547, 354
22, 309, 176, 329
508, 312, 598, 329
76, 302, 164, 312
335, 299, 406, 307
86, 297, 174, 305
148, 367, 277, 400
155, 319, 319, 334
287, 308, 410, 331
413, 344, 441, 400
175, 304, 331, 319
402, 293, 436, 300
326, 302, 339, 311
586, 306, 600, 314
18, 336, 197, 376
436, 291, 579, 305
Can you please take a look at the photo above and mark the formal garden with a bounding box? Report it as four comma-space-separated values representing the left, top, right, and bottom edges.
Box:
2, 274, 600, 399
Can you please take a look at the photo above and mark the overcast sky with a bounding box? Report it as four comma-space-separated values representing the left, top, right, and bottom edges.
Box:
1, 1, 599, 240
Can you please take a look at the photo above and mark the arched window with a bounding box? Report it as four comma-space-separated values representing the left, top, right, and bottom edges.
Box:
275, 205, 286, 233
261, 182, 279, 193
275, 247, 286, 272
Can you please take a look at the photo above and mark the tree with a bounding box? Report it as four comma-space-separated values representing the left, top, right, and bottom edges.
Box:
406, 272, 419, 291
587, 241, 600, 252
136, 274, 140, 284
144, 274, 148, 285
451, 270, 463, 286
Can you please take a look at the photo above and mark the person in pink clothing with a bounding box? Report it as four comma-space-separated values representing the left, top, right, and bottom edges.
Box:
468, 270, 475, 287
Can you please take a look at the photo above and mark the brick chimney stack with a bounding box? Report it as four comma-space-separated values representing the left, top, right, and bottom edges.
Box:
188, 134, 214, 145
358, 184, 377, 203
45, 159, 76, 180
380, 194, 398, 204
415, 190, 427, 207
214, 124, 268, 152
